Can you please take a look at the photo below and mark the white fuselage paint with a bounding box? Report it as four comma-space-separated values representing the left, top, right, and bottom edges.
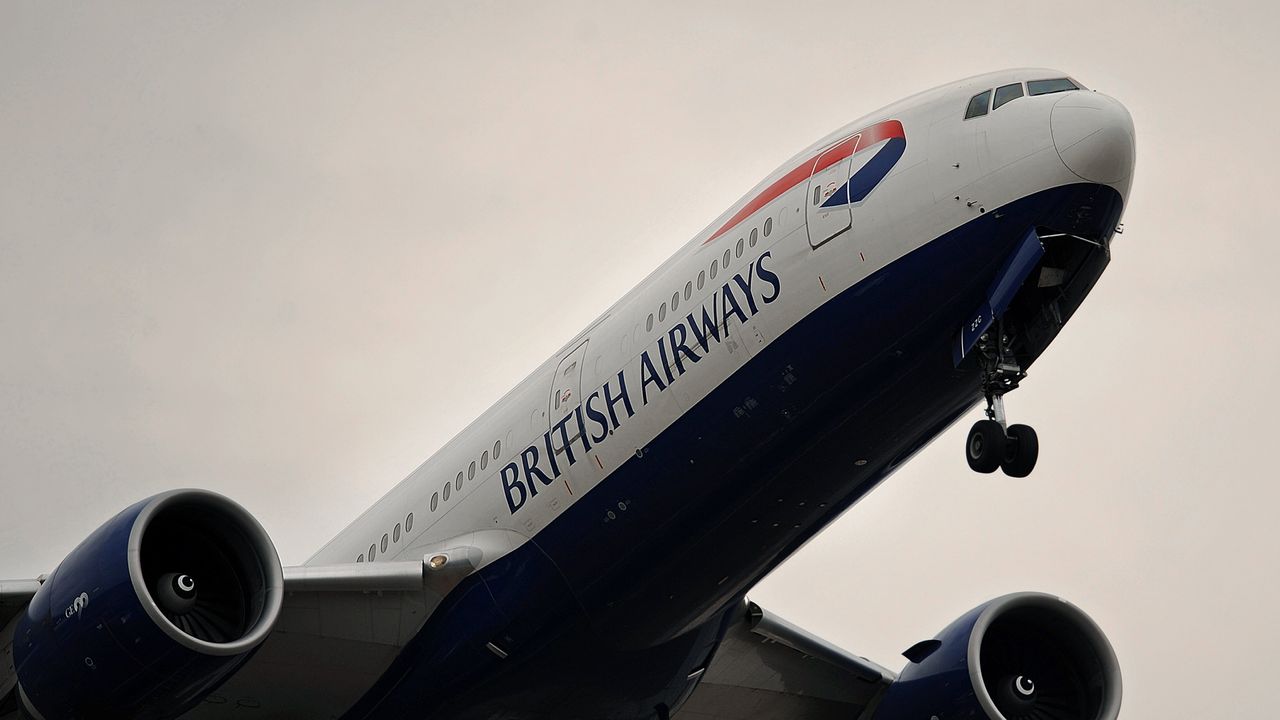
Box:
306, 68, 1132, 573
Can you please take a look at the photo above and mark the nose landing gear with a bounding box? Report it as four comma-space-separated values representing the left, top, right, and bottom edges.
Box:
965, 328, 1039, 477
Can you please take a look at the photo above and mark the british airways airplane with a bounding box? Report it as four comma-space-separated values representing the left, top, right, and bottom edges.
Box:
0, 68, 1134, 720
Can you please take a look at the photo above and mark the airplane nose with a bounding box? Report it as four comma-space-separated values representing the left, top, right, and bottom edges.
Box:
1050, 92, 1135, 184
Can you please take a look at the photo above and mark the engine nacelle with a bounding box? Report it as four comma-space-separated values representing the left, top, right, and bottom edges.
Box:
874, 592, 1121, 720
10, 490, 283, 719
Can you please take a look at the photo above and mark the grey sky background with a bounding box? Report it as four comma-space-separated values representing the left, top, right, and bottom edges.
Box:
2, 1, 1277, 716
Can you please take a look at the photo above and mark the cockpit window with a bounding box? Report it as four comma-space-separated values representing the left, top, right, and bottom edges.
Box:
1027, 78, 1079, 96
993, 83, 1024, 110
965, 89, 992, 119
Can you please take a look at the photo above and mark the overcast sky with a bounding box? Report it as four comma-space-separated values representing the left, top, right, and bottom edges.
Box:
2, 1, 1277, 716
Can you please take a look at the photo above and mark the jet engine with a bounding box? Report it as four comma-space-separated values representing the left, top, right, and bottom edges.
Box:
874, 592, 1121, 720
9, 490, 283, 719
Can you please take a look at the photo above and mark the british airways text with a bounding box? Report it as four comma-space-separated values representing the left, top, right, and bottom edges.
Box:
501, 252, 782, 514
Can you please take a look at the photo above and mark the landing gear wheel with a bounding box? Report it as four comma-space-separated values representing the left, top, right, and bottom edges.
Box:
966, 420, 1006, 474
1001, 424, 1039, 478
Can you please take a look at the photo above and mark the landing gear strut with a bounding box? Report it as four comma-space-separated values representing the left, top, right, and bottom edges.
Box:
965, 324, 1039, 477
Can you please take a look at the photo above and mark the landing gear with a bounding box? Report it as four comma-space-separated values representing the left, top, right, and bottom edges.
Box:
1001, 424, 1038, 478
966, 419, 1005, 474
965, 325, 1040, 477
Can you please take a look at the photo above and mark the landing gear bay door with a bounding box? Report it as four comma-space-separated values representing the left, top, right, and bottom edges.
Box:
954, 228, 1045, 365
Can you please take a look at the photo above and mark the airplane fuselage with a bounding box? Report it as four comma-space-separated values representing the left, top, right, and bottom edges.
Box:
305, 68, 1134, 719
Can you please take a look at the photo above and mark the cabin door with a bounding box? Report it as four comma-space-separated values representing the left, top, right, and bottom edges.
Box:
805, 139, 854, 248
547, 340, 589, 458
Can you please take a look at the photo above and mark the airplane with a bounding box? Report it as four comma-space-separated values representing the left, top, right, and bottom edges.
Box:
0, 67, 1134, 720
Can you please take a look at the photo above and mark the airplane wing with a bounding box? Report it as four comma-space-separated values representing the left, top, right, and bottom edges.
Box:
5, 580, 890, 720
0, 553, 477, 720
179, 558, 471, 718
1, 581, 41, 706
0, 581, 40, 635
676, 601, 895, 720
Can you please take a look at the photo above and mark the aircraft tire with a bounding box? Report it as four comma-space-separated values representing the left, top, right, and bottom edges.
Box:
1001, 424, 1039, 478
966, 420, 1005, 473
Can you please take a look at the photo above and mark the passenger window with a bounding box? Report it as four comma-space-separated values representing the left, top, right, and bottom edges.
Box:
684, 281, 692, 300
381, 534, 389, 553
965, 89, 992, 119
722, 249, 731, 268
393, 523, 401, 542
1028, 78, 1079, 96
493, 440, 501, 458
442, 482, 451, 502
481, 450, 489, 470
431, 492, 439, 511
646, 313, 654, 332
671, 292, 679, 313
468, 461, 476, 480
659, 302, 667, 322
369, 544, 376, 561
993, 83, 1024, 110
750, 227, 759, 246
735, 238, 744, 258
698, 270, 705, 289
406, 512, 414, 532
763, 218, 772, 237
710, 261, 718, 280
357, 554, 364, 563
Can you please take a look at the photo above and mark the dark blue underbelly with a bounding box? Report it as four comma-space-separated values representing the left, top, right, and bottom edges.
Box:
343, 182, 1123, 720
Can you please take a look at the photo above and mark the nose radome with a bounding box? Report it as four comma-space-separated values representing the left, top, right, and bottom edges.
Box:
1050, 92, 1135, 185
